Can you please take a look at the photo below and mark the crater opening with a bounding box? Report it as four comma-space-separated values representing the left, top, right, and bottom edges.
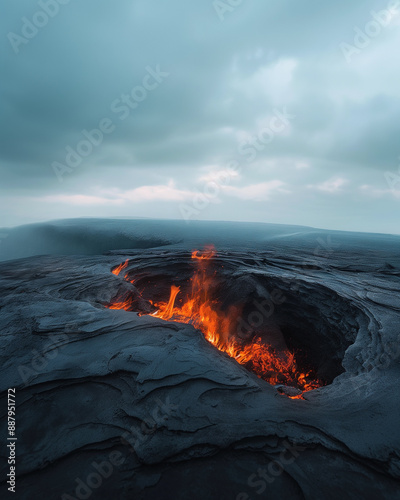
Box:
105, 247, 358, 398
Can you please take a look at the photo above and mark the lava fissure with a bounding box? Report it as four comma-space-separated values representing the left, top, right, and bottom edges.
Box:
107, 247, 324, 397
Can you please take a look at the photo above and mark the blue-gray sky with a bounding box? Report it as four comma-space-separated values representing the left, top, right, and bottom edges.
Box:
1, 0, 400, 233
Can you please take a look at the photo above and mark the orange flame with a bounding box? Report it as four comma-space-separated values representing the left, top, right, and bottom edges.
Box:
108, 248, 323, 396
112, 259, 129, 276
191, 245, 216, 260
107, 296, 134, 311
152, 285, 181, 319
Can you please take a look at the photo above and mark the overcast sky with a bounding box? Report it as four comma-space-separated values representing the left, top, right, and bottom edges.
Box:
1, 0, 400, 233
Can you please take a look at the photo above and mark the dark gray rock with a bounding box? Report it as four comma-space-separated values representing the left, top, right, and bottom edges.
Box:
0, 219, 400, 499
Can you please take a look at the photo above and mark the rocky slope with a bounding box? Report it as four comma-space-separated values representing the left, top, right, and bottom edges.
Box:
0, 220, 400, 499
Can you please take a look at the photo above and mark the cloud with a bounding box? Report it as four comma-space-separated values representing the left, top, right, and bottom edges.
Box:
40, 182, 197, 205
222, 181, 287, 200
0, 0, 399, 233
41, 194, 124, 206
197, 168, 241, 184
295, 161, 310, 170
233, 58, 298, 104
308, 178, 348, 193
117, 182, 195, 203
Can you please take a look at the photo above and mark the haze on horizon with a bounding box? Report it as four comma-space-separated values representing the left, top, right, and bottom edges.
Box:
1, 0, 400, 234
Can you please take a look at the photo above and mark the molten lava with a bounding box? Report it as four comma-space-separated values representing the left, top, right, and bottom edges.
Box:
108, 247, 323, 397
107, 296, 135, 311
112, 259, 129, 276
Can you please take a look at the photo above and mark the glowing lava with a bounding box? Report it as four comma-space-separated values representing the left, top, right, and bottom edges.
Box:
112, 259, 129, 276
108, 247, 323, 397
107, 296, 135, 311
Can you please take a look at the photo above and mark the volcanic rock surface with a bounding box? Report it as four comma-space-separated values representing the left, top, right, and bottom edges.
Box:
0, 219, 400, 499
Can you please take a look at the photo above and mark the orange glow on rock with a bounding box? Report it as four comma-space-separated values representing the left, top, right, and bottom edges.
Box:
112, 259, 129, 276
107, 296, 134, 311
